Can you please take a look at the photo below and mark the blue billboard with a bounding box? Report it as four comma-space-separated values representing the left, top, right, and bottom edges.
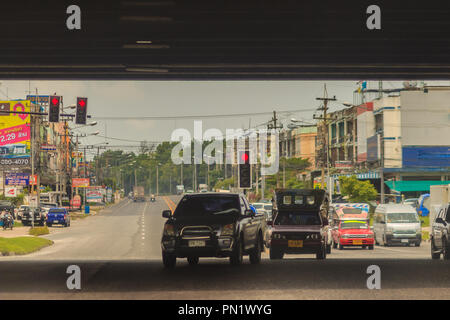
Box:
5, 173, 29, 186
402, 146, 450, 168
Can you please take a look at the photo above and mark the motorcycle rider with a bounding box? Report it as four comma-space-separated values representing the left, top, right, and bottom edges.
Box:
2, 210, 13, 230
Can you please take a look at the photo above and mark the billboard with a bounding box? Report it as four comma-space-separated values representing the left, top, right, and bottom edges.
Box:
86, 186, 103, 203
0, 100, 31, 168
4, 187, 17, 197
72, 178, 90, 188
402, 146, 450, 168
5, 173, 29, 186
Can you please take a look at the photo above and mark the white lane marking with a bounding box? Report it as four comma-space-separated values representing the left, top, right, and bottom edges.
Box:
140, 202, 148, 243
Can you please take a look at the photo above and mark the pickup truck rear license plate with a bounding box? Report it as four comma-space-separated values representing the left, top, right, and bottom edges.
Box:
353, 240, 363, 245
288, 240, 303, 247
188, 240, 206, 247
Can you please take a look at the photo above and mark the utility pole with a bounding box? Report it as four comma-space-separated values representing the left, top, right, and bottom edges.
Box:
380, 133, 385, 204
314, 84, 336, 195
83, 147, 87, 210
180, 163, 183, 186
156, 165, 159, 196
207, 163, 210, 189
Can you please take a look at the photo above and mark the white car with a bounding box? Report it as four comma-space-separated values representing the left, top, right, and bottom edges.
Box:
40, 202, 58, 217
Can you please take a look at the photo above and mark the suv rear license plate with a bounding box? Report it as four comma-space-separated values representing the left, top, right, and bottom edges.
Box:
401, 239, 409, 243
288, 240, 303, 247
353, 240, 363, 245
188, 240, 206, 247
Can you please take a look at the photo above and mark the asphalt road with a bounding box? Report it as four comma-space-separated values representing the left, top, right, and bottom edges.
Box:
0, 196, 448, 300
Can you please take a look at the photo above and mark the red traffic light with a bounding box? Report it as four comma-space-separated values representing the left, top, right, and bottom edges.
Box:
78, 99, 86, 108
51, 97, 60, 106
240, 151, 249, 163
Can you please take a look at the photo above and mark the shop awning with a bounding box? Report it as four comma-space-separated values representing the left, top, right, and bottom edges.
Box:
385, 180, 450, 192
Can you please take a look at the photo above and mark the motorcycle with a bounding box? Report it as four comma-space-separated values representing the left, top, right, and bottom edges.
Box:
150, 194, 156, 202
2, 214, 13, 230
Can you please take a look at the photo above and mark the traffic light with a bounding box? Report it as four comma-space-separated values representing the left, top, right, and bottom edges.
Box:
48, 95, 61, 123
75, 97, 88, 124
238, 150, 251, 189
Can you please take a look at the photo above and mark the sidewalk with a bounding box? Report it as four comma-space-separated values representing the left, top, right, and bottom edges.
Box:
0, 226, 33, 238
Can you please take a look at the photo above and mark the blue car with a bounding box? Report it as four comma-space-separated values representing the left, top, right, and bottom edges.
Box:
46, 208, 71, 227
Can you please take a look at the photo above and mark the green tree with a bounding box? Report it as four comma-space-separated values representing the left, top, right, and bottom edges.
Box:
339, 175, 377, 203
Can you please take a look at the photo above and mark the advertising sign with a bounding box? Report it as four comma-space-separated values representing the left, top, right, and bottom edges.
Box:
402, 146, 450, 168
4, 186, 17, 197
72, 178, 90, 188
367, 135, 379, 162
106, 188, 112, 202
41, 144, 57, 151
26, 95, 49, 105
0, 100, 31, 168
86, 186, 103, 203
5, 173, 29, 186
29, 174, 37, 186
70, 194, 82, 207
335, 161, 353, 168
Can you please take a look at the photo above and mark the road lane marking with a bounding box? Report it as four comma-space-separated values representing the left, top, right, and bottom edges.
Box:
162, 196, 175, 213
167, 197, 177, 210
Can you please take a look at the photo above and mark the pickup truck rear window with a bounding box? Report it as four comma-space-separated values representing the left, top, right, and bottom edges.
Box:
49, 210, 66, 214
174, 196, 240, 217
274, 212, 321, 225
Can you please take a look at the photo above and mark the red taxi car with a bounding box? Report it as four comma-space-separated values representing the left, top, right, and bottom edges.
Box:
331, 219, 374, 250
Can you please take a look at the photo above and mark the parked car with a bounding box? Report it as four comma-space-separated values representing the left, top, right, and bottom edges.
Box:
251, 202, 266, 214
331, 219, 374, 250
268, 189, 329, 260
46, 208, 71, 227
373, 204, 422, 247
41, 202, 58, 217
430, 204, 450, 260
403, 198, 418, 208
20, 206, 46, 226
161, 192, 266, 268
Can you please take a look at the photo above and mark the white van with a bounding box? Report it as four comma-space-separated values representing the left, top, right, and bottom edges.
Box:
373, 204, 422, 247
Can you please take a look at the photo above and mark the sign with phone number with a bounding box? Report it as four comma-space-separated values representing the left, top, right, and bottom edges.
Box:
5, 173, 29, 186
0, 158, 30, 167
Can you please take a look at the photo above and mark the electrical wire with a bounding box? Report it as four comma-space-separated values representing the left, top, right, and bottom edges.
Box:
91, 108, 318, 121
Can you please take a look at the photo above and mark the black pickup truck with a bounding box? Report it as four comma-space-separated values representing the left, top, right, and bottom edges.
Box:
431, 204, 450, 260
267, 189, 329, 260
161, 193, 266, 268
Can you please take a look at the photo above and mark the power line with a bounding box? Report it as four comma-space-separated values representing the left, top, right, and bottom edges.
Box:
91, 108, 317, 121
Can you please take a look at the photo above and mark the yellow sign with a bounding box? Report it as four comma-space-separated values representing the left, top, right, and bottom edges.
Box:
0, 101, 31, 165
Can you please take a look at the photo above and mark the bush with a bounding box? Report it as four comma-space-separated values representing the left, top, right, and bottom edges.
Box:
28, 226, 50, 236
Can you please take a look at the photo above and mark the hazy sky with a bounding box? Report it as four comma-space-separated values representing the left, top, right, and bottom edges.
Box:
0, 80, 447, 159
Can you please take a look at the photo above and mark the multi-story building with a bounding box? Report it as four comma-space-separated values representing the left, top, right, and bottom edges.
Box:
328, 106, 358, 169
279, 125, 317, 170
355, 86, 450, 197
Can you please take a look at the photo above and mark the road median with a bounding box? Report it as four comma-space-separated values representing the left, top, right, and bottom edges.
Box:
0, 237, 53, 256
